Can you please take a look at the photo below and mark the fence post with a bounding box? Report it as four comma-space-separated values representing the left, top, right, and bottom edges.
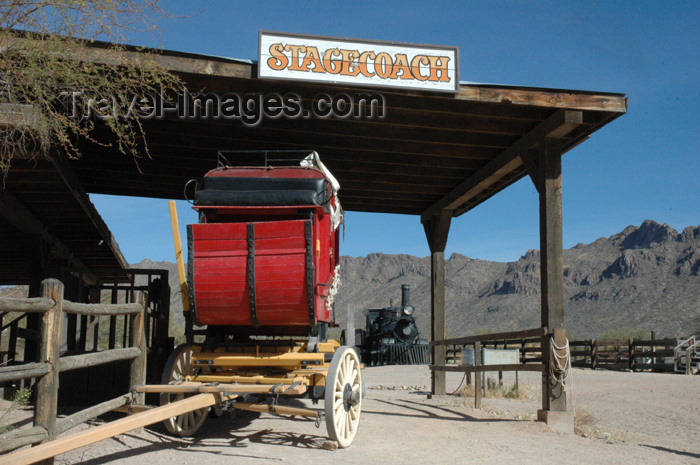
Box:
33, 279, 63, 464
0, 312, 3, 364
628, 339, 635, 371
129, 292, 148, 407
9, 320, 18, 364
474, 341, 482, 409
591, 339, 597, 370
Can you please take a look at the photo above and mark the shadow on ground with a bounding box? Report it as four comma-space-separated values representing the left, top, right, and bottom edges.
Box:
76, 409, 328, 464
65, 395, 520, 463
641, 444, 700, 460
362, 398, 517, 423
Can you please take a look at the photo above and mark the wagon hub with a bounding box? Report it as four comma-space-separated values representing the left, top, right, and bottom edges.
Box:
343, 384, 360, 411
342, 383, 353, 411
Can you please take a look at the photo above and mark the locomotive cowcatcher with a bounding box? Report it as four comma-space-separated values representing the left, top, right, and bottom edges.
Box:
160, 151, 362, 448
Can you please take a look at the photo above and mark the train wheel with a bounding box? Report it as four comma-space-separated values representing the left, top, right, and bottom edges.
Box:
160, 344, 209, 436
325, 346, 362, 448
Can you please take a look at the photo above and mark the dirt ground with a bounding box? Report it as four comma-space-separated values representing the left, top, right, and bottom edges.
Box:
2, 366, 699, 464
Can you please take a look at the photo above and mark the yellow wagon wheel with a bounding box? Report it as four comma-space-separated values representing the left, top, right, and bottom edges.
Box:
324, 346, 362, 448
160, 344, 209, 436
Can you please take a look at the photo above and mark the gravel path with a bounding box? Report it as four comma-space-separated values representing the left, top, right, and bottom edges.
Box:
2, 366, 699, 464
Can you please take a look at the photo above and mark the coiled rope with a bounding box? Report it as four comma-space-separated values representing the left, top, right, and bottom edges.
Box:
550, 336, 574, 411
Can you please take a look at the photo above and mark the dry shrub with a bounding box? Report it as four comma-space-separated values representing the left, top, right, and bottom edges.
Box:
574, 405, 597, 436
454, 380, 534, 400
455, 384, 475, 398
506, 382, 534, 400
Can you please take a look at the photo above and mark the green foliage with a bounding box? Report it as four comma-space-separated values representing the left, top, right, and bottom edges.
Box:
600, 326, 649, 341
0, 386, 33, 434
0, 1, 181, 173
11, 386, 32, 406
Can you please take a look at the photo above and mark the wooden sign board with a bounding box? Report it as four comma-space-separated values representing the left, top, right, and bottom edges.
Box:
258, 31, 460, 93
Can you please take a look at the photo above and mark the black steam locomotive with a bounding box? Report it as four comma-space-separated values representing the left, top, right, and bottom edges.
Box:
355, 285, 430, 366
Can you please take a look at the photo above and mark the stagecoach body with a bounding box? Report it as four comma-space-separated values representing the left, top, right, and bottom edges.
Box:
188, 160, 341, 334
158, 151, 362, 448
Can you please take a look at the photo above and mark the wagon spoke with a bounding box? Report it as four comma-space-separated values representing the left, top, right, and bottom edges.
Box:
343, 357, 352, 383
160, 345, 209, 437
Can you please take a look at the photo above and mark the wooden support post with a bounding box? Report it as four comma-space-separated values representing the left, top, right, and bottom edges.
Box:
591, 340, 597, 369
423, 210, 451, 397
25, 274, 42, 364
0, 312, 4, 364
530, 138, 573, 432
629, 338, 635, 371
9, 320, 18, 364
474, 341, 482, 408
82, 285, 100, 352
34, 279, 63, 464
430, 250, 447, 396
108, 280, 118, 350
533, 139, 565, 410
129, 292, 148, 407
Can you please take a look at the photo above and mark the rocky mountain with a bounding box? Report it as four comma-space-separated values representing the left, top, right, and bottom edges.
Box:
136, 220, 700, 340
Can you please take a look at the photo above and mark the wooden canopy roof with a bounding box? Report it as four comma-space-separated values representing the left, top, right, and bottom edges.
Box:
66, 46, 627, 221
0, 150, 128, 285
1, 42, 626, 285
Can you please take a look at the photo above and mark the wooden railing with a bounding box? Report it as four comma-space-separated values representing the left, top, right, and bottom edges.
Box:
568, 338, 678, 372
673, 336, 697, 374
0, 279, 147, 457
431, 327, 547, 407
445, 336, 542, 364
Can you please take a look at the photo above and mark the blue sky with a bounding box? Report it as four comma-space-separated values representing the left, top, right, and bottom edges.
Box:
91, 0, 699, 263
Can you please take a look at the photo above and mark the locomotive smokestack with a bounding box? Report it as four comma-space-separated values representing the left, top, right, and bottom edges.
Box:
401, 284, 410, 307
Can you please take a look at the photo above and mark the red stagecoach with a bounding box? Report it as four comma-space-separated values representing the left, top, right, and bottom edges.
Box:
162, 151, 362, 448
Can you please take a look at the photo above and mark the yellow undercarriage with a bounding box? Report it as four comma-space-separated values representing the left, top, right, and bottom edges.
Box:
186, 340, 341, 393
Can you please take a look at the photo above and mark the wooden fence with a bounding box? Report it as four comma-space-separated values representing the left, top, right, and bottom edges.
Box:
1, 268, 171, 407
446, 336, 542, 365
569, 338, 677, 372
0, 279, 147, 458
444, 334, 683, 375
432, 327, 547, 408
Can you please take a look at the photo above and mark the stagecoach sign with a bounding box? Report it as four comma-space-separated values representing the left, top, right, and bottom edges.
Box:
258, 31, 460, 93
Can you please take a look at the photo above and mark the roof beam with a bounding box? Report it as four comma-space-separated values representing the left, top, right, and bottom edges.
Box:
457, 86, 627, 113
421, 110, 582, 222
0, 189, 96, 284
47, 152, 129, 272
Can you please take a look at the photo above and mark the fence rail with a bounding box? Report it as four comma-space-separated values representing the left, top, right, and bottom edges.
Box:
432, 327, 547, 408
445, 335, 542, 365
568, 338, 679, 372
62, 300, 144, 316
0, 298, 54, 313
0, 279, 147, 457
442, 333, 689, 376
